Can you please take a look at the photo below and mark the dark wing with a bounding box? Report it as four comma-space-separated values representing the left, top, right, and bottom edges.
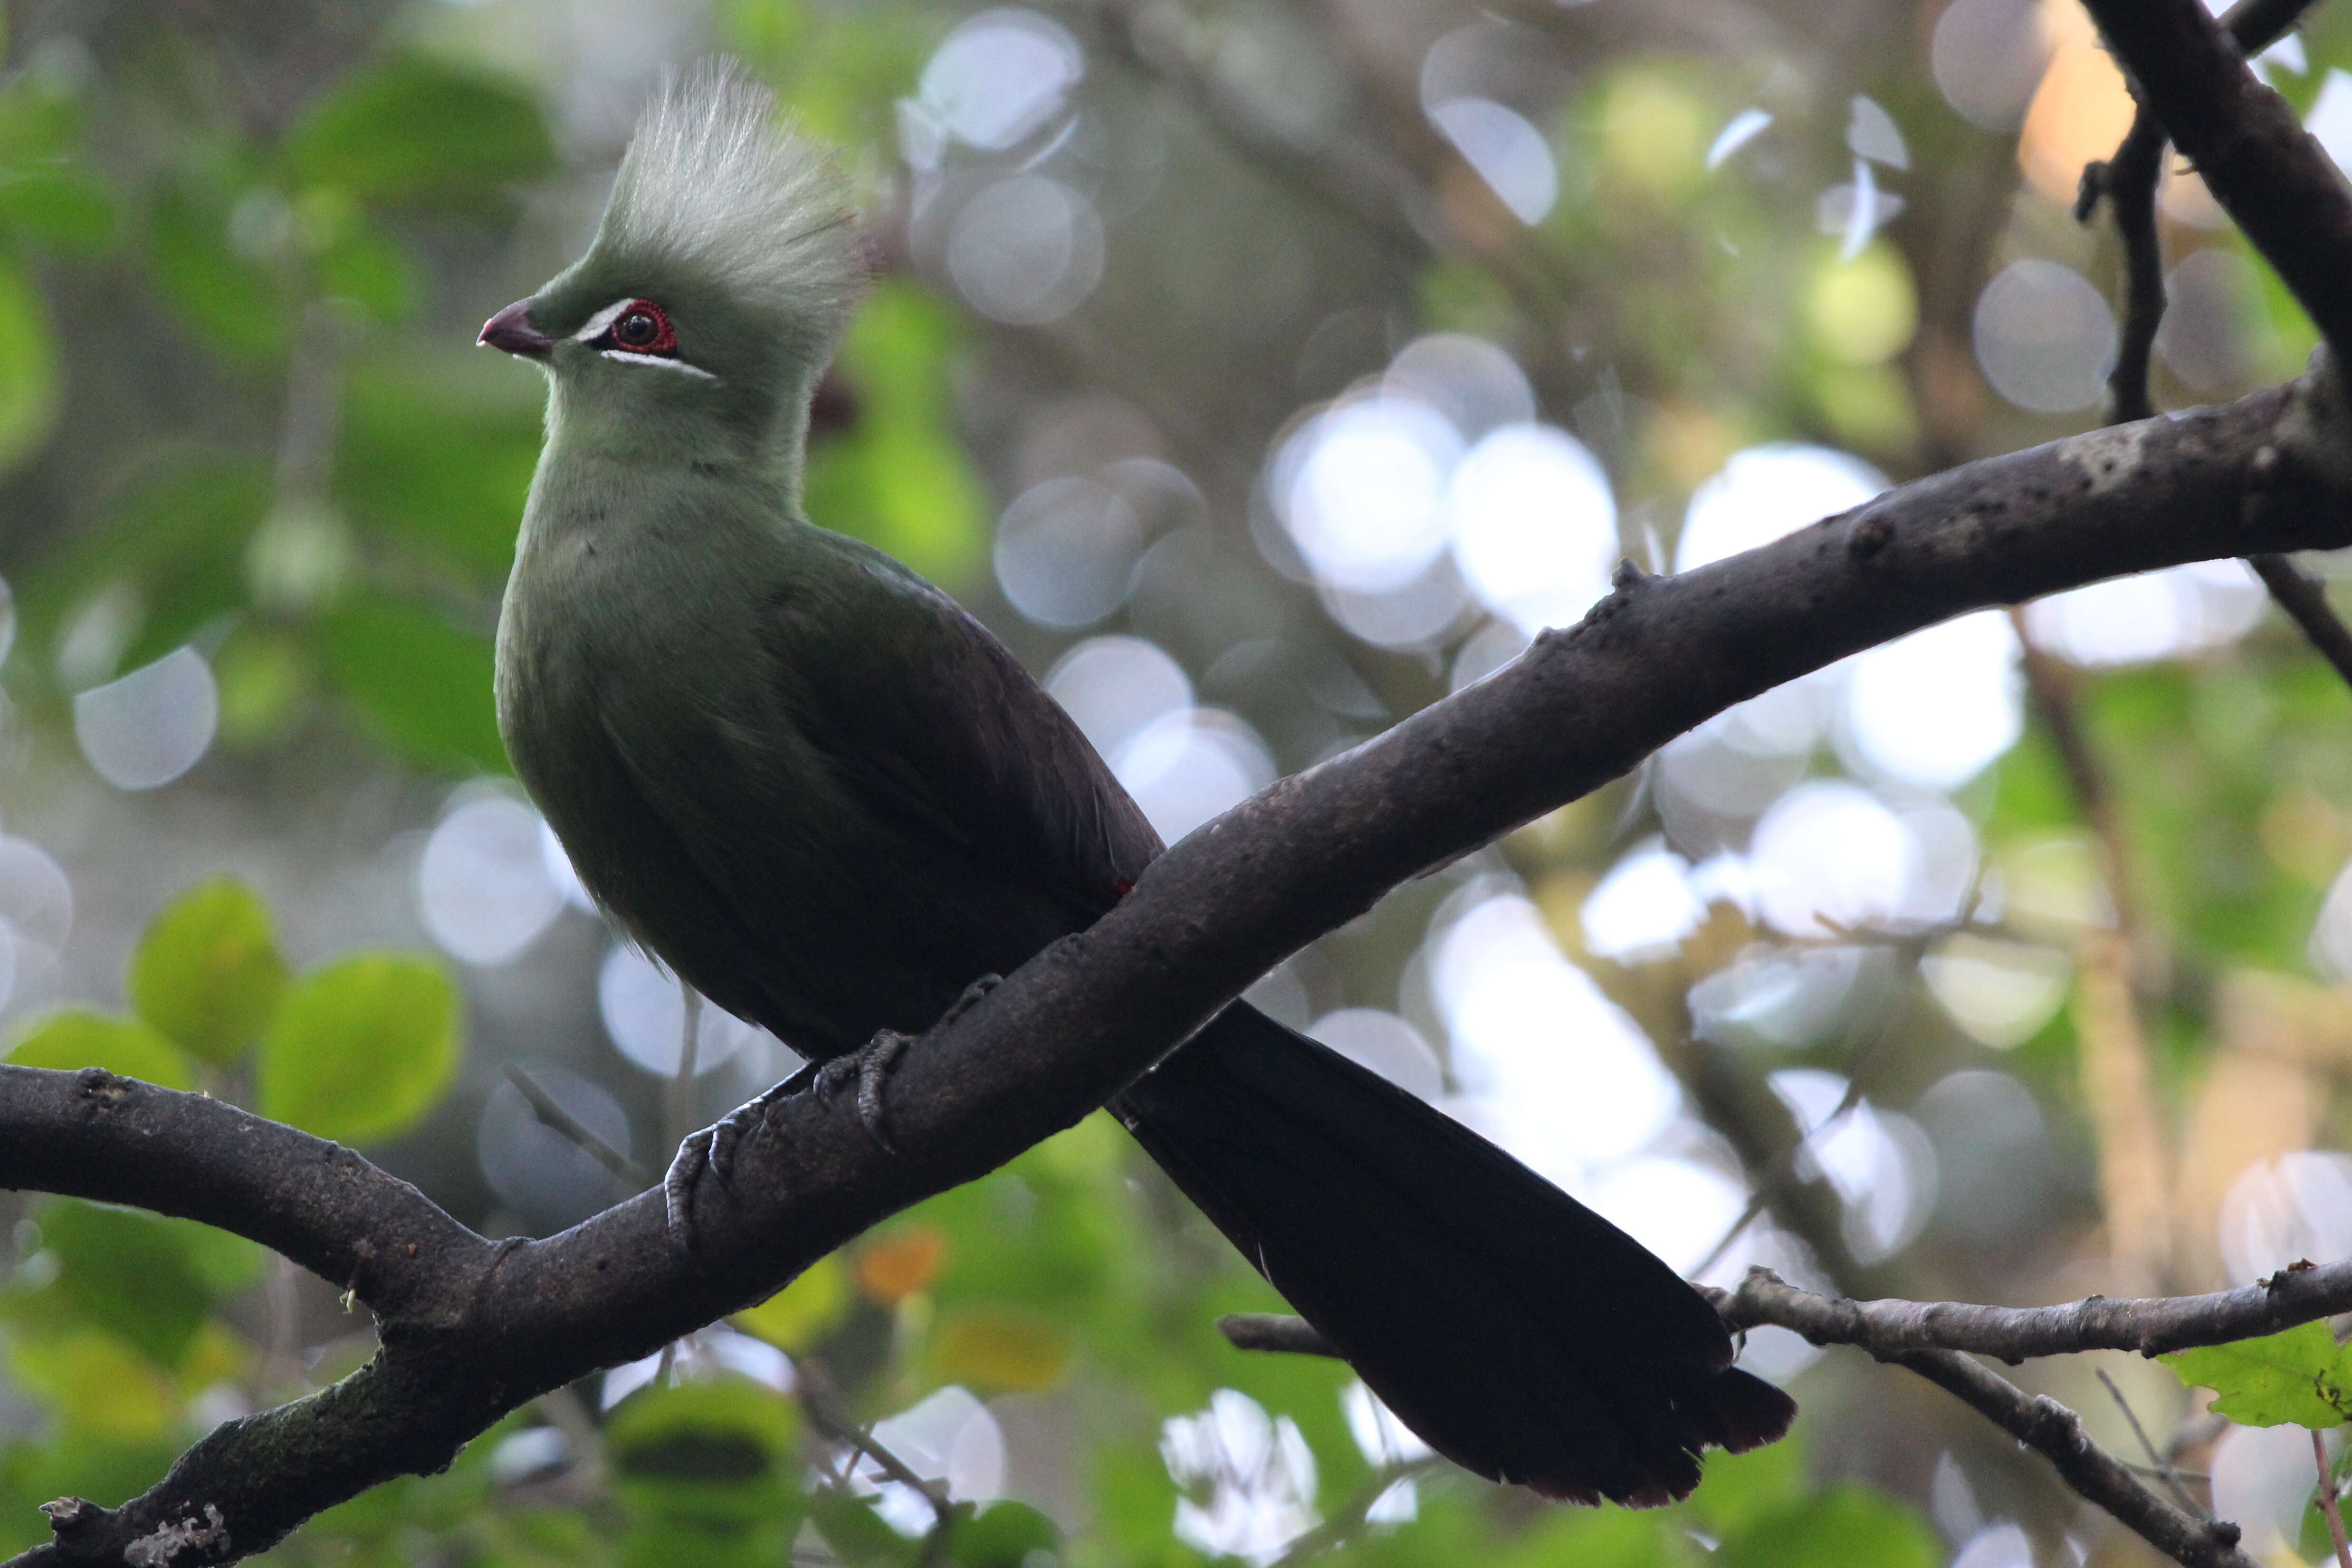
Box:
766, 532, 1163, 923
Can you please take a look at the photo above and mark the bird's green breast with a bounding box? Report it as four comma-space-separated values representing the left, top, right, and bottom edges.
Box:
493, 445, 993, 1051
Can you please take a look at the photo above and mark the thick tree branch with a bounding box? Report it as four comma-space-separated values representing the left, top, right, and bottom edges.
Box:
9, 364, 2352, 1564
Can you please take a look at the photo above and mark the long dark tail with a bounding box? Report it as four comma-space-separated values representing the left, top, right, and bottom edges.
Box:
1110, 1003, 1794, 1505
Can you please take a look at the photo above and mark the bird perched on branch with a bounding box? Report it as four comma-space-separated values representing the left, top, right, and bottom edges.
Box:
482, 65, 1791, 1505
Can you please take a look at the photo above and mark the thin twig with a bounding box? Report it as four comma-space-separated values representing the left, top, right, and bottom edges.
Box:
794, 1359, 956, 1564
1891, 1347, 2251, 1568
2320, 1429, 2352, 1568
2249, 555, 2352, 688
504, 1064, 653, 1187
1269, 1457, 1444, 1567
2082, 108, 2169, 424
1690, 1060, 1869, 1281
2097, 1367, 2207, 1518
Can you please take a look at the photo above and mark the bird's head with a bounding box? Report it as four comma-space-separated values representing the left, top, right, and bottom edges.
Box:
480, 65, 863, 481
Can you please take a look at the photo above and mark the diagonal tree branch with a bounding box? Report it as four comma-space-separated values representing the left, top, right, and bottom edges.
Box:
2075, 0, 2352, 698
2081, 0, 2352, 358
8, 362, 2352, 1565
1886, 1346, 2251, 1568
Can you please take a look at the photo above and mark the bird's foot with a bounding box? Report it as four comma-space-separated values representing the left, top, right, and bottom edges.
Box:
663, 1058, 821, 1267
816, 1029, 914, 1157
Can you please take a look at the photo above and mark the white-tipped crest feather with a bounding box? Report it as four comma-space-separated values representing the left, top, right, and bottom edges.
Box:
600, 64, 863, 341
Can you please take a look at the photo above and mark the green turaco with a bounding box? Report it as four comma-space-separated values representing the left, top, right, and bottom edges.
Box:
482, 65, 1792, 1504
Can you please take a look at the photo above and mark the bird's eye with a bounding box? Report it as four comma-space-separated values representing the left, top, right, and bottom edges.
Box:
595, 299, 676, 356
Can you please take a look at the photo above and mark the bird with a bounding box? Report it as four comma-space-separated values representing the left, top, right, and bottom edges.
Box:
480, 65, 1793, 1507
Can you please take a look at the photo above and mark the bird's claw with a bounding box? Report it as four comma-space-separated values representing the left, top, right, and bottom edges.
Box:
818, 1028, 914, 1157
664, 1059, 819, 1267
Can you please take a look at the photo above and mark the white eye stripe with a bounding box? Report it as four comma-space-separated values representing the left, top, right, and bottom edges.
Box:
574, 298, 635, 342
598, 349, 719, 381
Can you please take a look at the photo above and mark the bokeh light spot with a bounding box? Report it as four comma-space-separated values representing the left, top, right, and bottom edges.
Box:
1972, 259, 2117, 413
73, 646, 217, 791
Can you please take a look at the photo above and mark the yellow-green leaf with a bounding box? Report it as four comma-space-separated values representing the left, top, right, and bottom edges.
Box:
608, 1377, 802, 1544
927, 1304, 1074, 1394
0, 253, 58, 476
1715, 1485, 1937, 1568
7, 1010, 198, 1090
8, 1328, 175, 1442
129, 878, 287, 1065
258, 953, 459, 1144
2163, 1321, 2352, 1428
732, 1255, 850, 1352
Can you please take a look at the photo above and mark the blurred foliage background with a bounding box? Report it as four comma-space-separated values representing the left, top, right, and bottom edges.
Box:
6, 0, 2352, 1563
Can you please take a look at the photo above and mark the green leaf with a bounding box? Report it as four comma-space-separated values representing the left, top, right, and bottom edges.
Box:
10, 460, 270, 690
927, 1303, 1075, 1394
806, 1492, 917, 1568
1680, 1427, 1807, 1540
2163, 1321, 2352, 1427
0, 253, 57, 476
609, 1377, 802, 1560
315, 595, 507, 775
258, 952, 459, 1144
803, 283, 988, 588
950, 1501, 1062, 1568
1714, 1485, 1938, 1568
128, 878, 287, 1066
281, 56, 554, 215
146, 166, 287, 360
1493, 1507, 1694, 1568
732, 1254, 851, 1352
0, 168, 113, 251
5, 1329, 176, 1441
0, 72, 76, 170
336, 350, 544, 583
6, 1198, 262, 1368
6, 1010, 199, 1091
313, 219, 417, 323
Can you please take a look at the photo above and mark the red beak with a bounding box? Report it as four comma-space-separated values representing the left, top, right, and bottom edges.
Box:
478, 298, 556, 358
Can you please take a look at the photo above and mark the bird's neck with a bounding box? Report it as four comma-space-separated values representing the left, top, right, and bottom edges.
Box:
537, 372, 817, 516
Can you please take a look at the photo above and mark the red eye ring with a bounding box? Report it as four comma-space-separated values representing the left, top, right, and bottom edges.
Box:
602, 299, 677, 356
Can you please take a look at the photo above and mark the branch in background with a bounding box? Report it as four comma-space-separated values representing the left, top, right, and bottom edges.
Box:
2011, 626, 2175, 1278
2248, 554, 2352, 689
1270, 1457, 1445, 1567
506, 1064, 653, 1188
1219, 1314, 1339, 1357
2078, 108, 2169, 424
1239, 1243, 2352, 1568
2317, 1431, 2352, 1568
9, 366, 2352, 1564
2077, 0, 2352, 697
1889, 1346, 2251, 1568
1724, 1272, 2262, 1568
2083, 0, 2352, 354
1709, 1264, 2352, 1369
2097, 1367, 2209, 1519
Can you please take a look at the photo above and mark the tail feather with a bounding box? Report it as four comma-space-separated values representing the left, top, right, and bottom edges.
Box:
1111, 1004, 1793, 1505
